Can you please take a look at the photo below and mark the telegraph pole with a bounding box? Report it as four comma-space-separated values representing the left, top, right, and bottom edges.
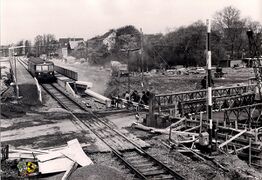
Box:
8, 46, 24, 100
140, 28, 144, 87
128, 50, 130, 93
206, 19, 213, 154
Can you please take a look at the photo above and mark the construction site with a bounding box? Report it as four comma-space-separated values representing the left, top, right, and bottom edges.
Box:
1, 1, 262, 180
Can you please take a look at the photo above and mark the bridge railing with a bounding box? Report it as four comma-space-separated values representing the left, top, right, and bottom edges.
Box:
155, 84, 256, 107
54, 65, 78, 81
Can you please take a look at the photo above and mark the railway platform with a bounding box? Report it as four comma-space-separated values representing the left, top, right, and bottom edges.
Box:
11, 57, 40, 105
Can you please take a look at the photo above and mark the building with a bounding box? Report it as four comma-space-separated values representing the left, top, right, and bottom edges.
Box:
58, 38, 84, 48
0, 46, 10, 57
219, 58, 262, 68
68, 40, 86, 51
219, 59, 246, 68
57, 38, 85, 58
102, 31, 116, 50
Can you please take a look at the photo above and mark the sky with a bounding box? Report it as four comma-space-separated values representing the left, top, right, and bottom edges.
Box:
1, 0, 262, 45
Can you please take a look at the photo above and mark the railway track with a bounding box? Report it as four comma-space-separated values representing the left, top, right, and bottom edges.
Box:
17, 57, 28, 67
76, 114, 185, 180
42, 83, 185, 179
41, 83, 87, 113
16, 56, 185, 179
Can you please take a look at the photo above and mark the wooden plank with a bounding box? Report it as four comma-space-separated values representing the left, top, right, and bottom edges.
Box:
9, 149, 46, 155
219, 129, 247, 149
171, 131, 199, 137
62, 139, 93, 167
37, 151, 63, 162
184, 125, 200, 132
217, 133, 261, 147
170, 117, 186, 128
15, 147, 49, 154
229, 145, 250, 154
218, 126, 255, 137
38, 157, 74, 174
8, 153, 35, 159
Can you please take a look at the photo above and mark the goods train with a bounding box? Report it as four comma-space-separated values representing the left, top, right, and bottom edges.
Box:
28, 57, 56, 82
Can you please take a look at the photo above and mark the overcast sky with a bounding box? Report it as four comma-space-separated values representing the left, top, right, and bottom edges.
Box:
1, 0, 261, 45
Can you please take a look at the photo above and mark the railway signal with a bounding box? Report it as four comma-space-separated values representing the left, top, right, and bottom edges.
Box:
206, 19, 213, 154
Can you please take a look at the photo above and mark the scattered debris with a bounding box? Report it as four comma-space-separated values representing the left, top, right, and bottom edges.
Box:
17, 160, 39, 177
1, 139, 93, 178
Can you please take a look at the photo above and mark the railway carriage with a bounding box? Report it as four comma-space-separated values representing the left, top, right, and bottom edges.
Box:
28, 57, 56, 82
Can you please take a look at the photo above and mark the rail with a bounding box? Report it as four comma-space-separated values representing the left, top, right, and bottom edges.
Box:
44, 86, 185, 179
41, 83, 87, 112
76, 113, 185, 180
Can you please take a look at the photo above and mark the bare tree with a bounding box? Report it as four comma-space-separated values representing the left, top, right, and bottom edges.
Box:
213, 6, 246, 59
24, 40, 31, 55
34, 34, 57, 56
34, 35, 44, 56
244, 18, 262, 56
16, 40, 24, 55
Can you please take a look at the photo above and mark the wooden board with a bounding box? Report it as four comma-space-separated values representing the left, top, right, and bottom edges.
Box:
62, 139, 93, 167
38, 157, 74, 174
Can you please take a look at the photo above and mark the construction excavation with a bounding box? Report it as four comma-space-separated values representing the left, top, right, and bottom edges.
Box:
1, 1, 262, 180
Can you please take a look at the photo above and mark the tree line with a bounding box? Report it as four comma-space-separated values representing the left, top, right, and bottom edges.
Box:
141, 6, 262, 70
14, 6, 262, 69
15, 34, 59, 57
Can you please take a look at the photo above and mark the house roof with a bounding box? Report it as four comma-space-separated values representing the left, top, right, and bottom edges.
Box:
68, 40, 86, 50
59, 38, 84, 48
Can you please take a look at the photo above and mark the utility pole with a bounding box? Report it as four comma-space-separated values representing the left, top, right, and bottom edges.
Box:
140, 28, 144, 87
14, 52, 19, 99
127, 50, 130, 93
125, 48, 140, 92
8, 46, 24, 100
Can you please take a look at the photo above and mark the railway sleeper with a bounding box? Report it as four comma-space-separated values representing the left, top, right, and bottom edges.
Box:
124, 155, 143, 161
138, 166, 162, 172
143, 169, 167, 176
129, 162, 154, 168
123, 152, 138, 157
127, 158, 150, 164
149, 174, 174, 180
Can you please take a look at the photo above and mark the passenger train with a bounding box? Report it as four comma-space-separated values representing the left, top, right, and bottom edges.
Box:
28, 57, 56, 82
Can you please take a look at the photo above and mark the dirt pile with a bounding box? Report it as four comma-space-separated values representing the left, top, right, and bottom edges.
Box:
216, 155, 262, 180
1, 159, 20, 179
1, 86, 14, 102
0, 79, 8, 94
104, 75, 201, 97
1, 103, 27, 118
